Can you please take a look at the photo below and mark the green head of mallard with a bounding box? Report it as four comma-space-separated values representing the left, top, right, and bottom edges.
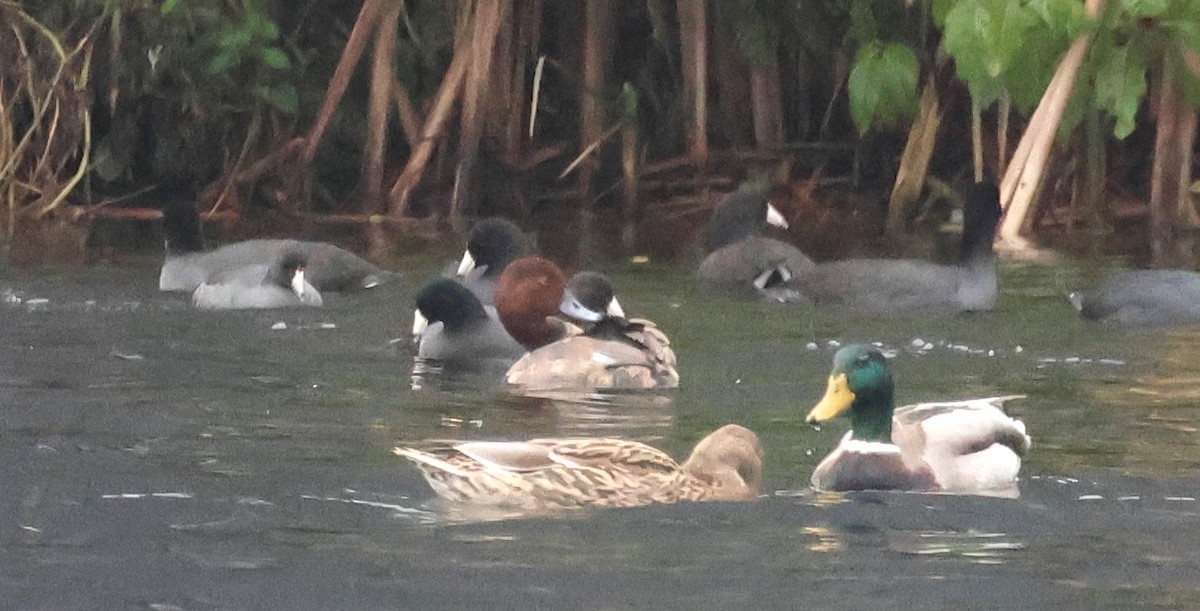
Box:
805, 344, 896, 441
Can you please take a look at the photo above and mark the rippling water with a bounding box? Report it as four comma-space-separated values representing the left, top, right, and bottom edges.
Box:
2, 258, 1200, 609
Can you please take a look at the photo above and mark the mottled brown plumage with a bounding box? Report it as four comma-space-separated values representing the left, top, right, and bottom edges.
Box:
394, 424, 763, 511
505, 318, 678, 390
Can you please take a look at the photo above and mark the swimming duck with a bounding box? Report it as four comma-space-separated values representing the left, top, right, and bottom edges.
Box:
696, 187, 814, 300
159, 200, 387, 293
456, 217, 536, 304
805, 344, 1030, 496
789, 181, 1002, 314
559, 271, 627, 323
192, 249, 323, 310
412, 278, 525, 362
1068, 269, 1200, 326
495, 258, 679, 390
393, 423, 764, 510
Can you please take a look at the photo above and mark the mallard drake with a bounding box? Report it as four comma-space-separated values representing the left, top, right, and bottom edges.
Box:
696, 188, 814, 301
159, 200, 386, 293
411, 278, 525, 362
455, 217, 536, 305
191, 249, 323, 310
805, 344, 1030, 496
394, 424, 764, 510
1068, 269, 1200, 326
788, 181, 1002, 314
496, 259, 679, 390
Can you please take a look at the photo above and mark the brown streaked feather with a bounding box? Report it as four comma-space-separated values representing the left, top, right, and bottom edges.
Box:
505, 319, 679, 391
395, 425, 762, 511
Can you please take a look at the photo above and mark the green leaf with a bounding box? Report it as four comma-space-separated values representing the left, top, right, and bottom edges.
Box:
1121, 0, 1169, 18
217, 27, 253, 54
208, 50, 238, 74
1094, 44, 1148, 139
942, 0, 1039, 106
260, 47, 290, 70
847, 42, 919, 133
254, 83, 298, 114
161, 0, 182, 15
254, 15, 281, 42
846, 0, 878, 48
1002, 21, 1069, 112
1028, 0, 1088, 38
931, 0, 957, 26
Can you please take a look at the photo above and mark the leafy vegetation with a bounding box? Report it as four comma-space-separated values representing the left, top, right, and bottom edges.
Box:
1, 0, 1198, 265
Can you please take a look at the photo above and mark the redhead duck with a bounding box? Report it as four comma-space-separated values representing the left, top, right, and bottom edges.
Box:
192, 249, 323, 310
394, 424, 763, 510
806, 345, 1029, 496
455, 217, 536, 304
412, 278, 525, 362
788, 182, 1001, 314
495, 258, 678, 391
696, 187, 814, 300
1068, 269, 1200, 326
159, 200, 387, 293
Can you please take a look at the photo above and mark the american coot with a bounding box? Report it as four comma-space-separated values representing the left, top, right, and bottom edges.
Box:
159, 200, 387, 293
788, 181, 1002, 314
191, 250, 323, 310
805, 345, 1030, 496
412, 278, 525, 362
1068, 269, 1200, 326
696, 187, 814, 300
393, 424, 763, 510
455, 217, 535, 305
495, 258, 679, 391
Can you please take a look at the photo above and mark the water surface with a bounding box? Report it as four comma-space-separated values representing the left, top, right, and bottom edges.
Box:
2, 258, 1199, 609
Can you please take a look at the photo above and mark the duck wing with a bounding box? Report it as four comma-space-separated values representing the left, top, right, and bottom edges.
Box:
893, 396, 1029, 494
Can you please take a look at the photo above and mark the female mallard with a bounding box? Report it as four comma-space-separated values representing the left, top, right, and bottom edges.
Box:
805, 345, 1030, 496
394, 424, 763, 510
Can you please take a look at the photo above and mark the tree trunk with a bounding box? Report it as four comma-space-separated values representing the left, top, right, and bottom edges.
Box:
887, 77, 942, 234
998, 0, 1105, 249
677, 0, 709, 163
452, 0, 508, 226
750, 63, 783, 148
576, 0, 615, 261
385, 45, 471, 218
360, 1, 401, 213
1148, 54, 1199, 267
302, 0, 383, 166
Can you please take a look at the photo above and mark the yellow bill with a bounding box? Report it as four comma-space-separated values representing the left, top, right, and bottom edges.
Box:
806, 373, 856, 423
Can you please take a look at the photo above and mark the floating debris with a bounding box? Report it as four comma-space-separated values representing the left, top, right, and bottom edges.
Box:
271, 322, 288, 330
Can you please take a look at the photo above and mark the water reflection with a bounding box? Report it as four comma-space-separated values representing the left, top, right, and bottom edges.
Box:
6, 261, 1200, 608
888, 530, 1025, 564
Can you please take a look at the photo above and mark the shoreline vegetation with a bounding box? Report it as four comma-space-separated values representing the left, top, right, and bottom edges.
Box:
2, 1, 1197, 268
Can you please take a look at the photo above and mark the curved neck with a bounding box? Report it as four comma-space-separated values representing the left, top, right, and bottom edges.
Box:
500, 314, 568, 349
850, 386, 895, 442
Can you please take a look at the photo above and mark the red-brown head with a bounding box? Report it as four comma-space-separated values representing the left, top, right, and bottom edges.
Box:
494, 257, 569, 349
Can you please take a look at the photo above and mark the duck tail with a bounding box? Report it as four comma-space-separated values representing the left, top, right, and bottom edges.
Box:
393, 447, 470, 477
